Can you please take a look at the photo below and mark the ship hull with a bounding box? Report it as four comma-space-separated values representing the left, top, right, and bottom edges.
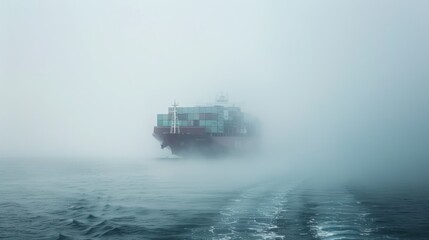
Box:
153, 127, 257, 157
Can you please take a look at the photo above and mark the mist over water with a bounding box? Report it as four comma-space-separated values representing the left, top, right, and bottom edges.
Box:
1, 0, 429, 239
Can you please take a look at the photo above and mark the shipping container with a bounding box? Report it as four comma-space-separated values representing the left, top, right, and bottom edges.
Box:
157, 105, 247, 135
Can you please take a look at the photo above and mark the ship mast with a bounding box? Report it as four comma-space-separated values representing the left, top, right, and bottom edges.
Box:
170, 101, 180, 134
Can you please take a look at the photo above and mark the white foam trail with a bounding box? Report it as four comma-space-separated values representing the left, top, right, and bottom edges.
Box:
307, 189, 383, 240
196, 182, 294, 240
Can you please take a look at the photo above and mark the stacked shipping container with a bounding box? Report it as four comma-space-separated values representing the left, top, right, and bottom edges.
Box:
156, 105, 246, 135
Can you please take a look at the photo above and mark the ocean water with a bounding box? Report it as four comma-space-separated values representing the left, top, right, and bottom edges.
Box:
0, 158, 428, 240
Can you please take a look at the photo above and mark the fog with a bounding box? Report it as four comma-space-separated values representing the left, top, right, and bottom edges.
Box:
1, 1, 428, 184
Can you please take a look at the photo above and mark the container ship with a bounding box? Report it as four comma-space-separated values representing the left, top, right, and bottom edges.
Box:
153, 96, 259, 157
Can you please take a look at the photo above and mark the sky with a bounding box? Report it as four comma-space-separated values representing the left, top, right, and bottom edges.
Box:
0, 0, 428, 176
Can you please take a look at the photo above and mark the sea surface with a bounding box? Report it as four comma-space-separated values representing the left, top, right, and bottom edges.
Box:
0, 158, 428, 240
